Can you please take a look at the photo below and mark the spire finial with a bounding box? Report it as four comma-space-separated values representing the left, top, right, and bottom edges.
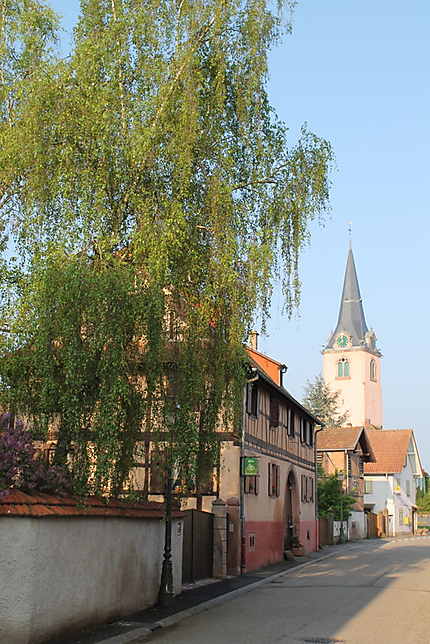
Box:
348, 221, 352, 248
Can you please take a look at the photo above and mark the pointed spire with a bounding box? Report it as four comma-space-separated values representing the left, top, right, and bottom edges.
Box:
327, 247, 369, 348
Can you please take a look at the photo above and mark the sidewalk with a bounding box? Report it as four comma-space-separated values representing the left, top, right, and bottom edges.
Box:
48, 542, 372, 644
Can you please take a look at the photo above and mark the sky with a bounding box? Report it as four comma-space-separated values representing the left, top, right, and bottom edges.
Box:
48, 1, 430, 467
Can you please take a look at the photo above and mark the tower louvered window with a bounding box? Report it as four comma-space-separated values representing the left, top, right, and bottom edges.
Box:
337, 358, 350, 378
370, 359, 376, 381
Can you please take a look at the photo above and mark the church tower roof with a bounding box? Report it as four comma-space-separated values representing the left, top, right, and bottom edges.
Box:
326, 247, 376, 350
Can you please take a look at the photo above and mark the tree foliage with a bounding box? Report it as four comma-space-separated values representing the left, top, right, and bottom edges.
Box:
0, 0, 333, 496
416, 487, 430, 512
303, 375, 348, 428
317, 466, 355, 521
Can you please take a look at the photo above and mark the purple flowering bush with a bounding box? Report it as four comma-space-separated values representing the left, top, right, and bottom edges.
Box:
0, 418, 71, 496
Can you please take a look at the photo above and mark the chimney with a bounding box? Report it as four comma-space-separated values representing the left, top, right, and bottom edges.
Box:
248, 330, 259, 351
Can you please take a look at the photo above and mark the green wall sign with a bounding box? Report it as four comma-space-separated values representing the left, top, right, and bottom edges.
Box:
241, 456, 259, 476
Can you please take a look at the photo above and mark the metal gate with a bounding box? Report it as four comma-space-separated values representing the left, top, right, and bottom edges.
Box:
182, 509, 214, 583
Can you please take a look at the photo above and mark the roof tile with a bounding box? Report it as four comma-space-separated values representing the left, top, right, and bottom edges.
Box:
364, 430, 412, 474
317, 427, 364, 451
0, 490, 182, 520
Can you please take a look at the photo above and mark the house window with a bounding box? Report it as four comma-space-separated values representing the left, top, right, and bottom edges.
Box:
337, 358, 350, 378
309, 477, 314, 502
150, 448, 167, 494
244, 475, 259, 495
364, 479, 373, 494
406, 480, 411, 497
300, 418, 306, 443
301, 475, 313, 502
246, 382, 258, 417
268, 463, 280, 497
308, 423, 314, 447
269, 395, 280, 428
287, 409, 295, 437
301, 474, 307, 502
370, 359, 376, 382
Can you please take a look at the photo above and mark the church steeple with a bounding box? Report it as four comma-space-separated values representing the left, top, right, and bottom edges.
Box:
327, 247, 376, 351
322, 245, 383, 428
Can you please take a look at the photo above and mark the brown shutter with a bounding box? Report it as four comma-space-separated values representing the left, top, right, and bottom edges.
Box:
270, 396, 279, 427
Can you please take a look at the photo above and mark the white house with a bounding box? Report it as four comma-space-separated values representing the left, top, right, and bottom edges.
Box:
364, 429, 423, 536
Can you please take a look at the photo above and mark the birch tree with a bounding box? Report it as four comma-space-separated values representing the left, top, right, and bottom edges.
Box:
0, 0, 333, 517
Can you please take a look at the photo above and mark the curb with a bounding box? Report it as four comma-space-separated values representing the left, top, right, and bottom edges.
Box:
97, 545, 359, 644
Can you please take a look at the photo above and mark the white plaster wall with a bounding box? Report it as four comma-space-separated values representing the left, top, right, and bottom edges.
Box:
365, 458, 417, 536
364, 474, 395, 535
348, 511, 366, 539
0, 516, 183, 644
364, 475, 392, 514
394, 453, 416, 534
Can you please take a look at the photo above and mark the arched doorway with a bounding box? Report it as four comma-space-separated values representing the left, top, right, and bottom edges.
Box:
285, 470, 298, 550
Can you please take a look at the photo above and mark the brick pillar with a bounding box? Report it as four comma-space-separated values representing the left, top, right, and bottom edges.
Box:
212, 498, 227, 578
226, 496, 241, 576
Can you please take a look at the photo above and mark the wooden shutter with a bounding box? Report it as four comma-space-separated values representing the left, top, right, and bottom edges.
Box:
270, 396, 279, 427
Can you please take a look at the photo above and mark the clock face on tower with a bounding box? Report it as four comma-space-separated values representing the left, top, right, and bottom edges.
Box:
336, 334, 348, 348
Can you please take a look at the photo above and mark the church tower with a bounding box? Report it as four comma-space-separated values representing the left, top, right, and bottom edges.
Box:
322, 247, 383, 427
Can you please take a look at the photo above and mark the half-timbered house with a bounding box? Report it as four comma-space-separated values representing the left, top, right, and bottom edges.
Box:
206, 344, 322, 573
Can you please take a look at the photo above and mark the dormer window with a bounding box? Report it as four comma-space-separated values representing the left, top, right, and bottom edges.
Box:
370, 359, 376, 382
337, 358, 350, 378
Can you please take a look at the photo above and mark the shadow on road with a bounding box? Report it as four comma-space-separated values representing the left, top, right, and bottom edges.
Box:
252, 538, 430, 644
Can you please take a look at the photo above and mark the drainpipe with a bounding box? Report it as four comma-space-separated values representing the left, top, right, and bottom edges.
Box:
240, 369, 258, 575
279, 364, 288, 387
314, 426, 324, 550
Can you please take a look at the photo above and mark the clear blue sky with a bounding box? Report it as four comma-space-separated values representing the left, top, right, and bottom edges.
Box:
49, 1, 430, 467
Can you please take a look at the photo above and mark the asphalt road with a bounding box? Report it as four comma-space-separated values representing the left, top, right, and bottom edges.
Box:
144, 536, 430, 644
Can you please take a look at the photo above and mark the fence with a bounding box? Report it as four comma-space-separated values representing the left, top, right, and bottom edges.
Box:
182, 509, 214, 583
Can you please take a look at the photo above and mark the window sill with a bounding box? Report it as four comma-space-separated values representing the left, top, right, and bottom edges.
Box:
336, 376, 351, 380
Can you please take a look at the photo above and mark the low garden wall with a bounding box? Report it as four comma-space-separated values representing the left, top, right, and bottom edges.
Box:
0, 491, 183, 644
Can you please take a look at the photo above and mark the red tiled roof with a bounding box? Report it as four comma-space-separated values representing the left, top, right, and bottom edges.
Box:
316, 426, 375, 462
246, 346, 283, 385
0, 490, 183, 519
317, 427, 364, 451
364, 430, 412, 474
